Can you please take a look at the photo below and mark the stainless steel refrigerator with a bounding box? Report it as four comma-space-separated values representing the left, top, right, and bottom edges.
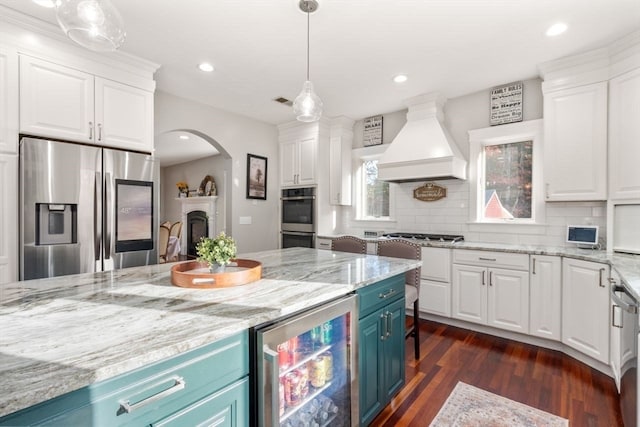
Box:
19, 137, 159, 280
254, 295, 358, 427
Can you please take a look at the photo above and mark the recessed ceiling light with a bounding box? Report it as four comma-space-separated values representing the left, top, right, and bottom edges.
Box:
393, 74, 408, 83
198, 63, 214, 72
179, 135, 189, 140
546, 22, 568, 37
32, 0, 55, 7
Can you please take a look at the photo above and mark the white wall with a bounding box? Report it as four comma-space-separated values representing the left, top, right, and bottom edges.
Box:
341, 78, 608, 247
161, 155, 231, 236
155, 91, 280, 253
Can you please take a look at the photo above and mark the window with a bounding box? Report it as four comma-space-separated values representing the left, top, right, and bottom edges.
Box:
483, 140, 532, 220
362, 159, 390, 218
468, 120, 544, 225
353, 145, 394, 221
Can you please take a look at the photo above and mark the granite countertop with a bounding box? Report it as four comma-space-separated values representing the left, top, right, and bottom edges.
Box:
319, 235, 640, 300
0, 247, 420, 418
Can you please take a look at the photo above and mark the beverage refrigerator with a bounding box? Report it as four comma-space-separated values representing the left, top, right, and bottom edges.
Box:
254, 295, 358, 427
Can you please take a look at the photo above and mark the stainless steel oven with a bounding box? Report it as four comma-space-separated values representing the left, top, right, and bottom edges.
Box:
611, 278, 639, 427
281, 187, 315, 248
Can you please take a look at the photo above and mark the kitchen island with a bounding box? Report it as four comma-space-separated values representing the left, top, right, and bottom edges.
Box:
0, 247, 420, 421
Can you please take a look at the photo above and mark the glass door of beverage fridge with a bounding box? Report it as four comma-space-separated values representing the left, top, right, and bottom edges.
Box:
256, 295, 358, 427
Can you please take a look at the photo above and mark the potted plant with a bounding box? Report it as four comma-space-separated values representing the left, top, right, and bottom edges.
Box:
196, 232, 237, 273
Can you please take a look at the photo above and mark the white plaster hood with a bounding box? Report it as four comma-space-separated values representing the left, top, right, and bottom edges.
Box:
378, 93, 467, 182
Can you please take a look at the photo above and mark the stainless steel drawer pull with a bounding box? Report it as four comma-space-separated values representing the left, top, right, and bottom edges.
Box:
482, 271, 486, 286
386, 311, 392, 338
612, 305, 623, 328
532, 258, 536, 275
599, 268, 605, 288
380, 312, 387, 340
89, 121, 93, 139
118, 376, 186, 414
378, 288, 396, 299
478, 257, 497, 262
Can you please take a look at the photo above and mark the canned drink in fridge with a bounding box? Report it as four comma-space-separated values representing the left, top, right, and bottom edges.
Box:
277, 341, 290, 370
321, 321, 333, 345
309, 326, 322, 346
321, 351, 333, 380
295, 366, 310, 399
284, 372, 301, 407
308, 357, 326, 388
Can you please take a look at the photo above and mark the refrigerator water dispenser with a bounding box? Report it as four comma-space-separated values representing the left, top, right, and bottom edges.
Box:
36, 203, 77, 245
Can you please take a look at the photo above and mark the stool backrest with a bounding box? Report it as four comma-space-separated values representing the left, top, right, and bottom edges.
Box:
376, 239, 421, 287
331, 236, 367, 254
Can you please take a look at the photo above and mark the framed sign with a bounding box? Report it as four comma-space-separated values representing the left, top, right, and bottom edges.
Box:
363, 115, 383, 146
490, 82, 523, 126
413, 183, 447, 202
246, 153, 267, 200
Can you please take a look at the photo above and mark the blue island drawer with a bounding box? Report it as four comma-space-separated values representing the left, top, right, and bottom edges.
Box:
1, 331, 249, 427
357, 274, 405, 318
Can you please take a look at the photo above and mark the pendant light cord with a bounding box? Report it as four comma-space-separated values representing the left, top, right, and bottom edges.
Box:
306, 6, 310, 81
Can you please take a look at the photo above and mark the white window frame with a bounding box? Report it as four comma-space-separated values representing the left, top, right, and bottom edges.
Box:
468, 119, 545, 229
353, 145, 396, 222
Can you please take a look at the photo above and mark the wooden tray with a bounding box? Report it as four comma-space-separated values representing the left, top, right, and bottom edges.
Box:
171, 259, 262, 288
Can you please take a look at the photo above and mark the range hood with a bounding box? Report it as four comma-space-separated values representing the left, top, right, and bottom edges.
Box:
378, 93, 467, 182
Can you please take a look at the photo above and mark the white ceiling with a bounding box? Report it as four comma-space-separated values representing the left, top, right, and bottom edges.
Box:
154, 131, 219, 167
1, 0, 639, 126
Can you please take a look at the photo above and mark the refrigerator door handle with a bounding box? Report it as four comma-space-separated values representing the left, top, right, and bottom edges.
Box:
263, 344, 280, 427
104, 172, 111, 260
94, 172, 101, 263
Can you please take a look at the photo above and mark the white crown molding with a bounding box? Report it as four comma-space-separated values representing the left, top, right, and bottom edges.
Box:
538, 29, 640, 91
0, 5, 160, 80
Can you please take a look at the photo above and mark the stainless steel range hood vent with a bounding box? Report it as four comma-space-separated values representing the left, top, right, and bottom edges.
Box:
378, 93, 467, 182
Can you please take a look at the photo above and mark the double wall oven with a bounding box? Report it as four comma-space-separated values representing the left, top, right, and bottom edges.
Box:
281, 187, 316, 248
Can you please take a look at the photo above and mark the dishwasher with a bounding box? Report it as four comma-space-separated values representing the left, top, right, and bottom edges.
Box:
611, 277, 639, 427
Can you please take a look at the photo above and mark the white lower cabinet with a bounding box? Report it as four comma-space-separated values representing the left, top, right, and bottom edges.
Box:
419, 247, 452, 317
316, 237, 332, 250
0, 154, 17, 284
562, 258, 610, 364
452, 250, 529, 334
529, 255, 562, 341
609, 269, 635, 390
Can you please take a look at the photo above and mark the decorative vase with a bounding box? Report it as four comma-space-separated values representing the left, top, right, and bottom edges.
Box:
209, 263, 226, 274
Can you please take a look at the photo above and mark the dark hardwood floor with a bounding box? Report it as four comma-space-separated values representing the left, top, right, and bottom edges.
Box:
371, 319, 623, 427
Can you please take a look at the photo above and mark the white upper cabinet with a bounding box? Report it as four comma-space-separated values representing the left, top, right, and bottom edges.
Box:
329, 118, 354, 205
562, 258, 610, 364
609, 67, 640, 200
20, 55, 154, 153
543, 82, 608, 201
95, 77, 153, 152
280, 136, 317, 187
20, 55, 95, 144
0, 45, 18, 154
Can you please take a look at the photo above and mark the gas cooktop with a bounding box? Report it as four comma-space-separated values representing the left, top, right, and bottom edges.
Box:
381, 232, 464, 243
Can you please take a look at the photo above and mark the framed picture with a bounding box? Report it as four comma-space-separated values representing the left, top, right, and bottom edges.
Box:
490, 81, 523, 126
246, 153, 267, 200
363, 115, 383, 146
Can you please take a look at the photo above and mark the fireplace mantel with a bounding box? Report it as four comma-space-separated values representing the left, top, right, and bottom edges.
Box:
176, 196, 218, 255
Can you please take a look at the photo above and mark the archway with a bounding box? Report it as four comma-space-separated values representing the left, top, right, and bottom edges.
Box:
155, 129, 233, 246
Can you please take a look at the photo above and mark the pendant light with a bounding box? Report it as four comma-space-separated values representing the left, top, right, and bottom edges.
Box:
55, 0, 126, 52
293, 0, 323, 122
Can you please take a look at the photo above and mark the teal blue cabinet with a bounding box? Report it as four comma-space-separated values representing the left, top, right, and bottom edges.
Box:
0, 332, 249, 427
357, 275, 406, 426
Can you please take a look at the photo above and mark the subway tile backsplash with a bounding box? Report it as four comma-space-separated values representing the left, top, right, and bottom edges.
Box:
341, 179, 607, 247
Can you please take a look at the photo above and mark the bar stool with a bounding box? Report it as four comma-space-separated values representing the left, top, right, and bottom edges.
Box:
376, 238, 422, 360
331, 236, 367, 254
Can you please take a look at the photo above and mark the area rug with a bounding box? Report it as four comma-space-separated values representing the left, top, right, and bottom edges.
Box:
429, 382, 568, 427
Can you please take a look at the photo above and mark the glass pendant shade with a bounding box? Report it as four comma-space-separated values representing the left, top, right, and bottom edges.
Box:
293, 80, 323, 122
55, 0, 126, 52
